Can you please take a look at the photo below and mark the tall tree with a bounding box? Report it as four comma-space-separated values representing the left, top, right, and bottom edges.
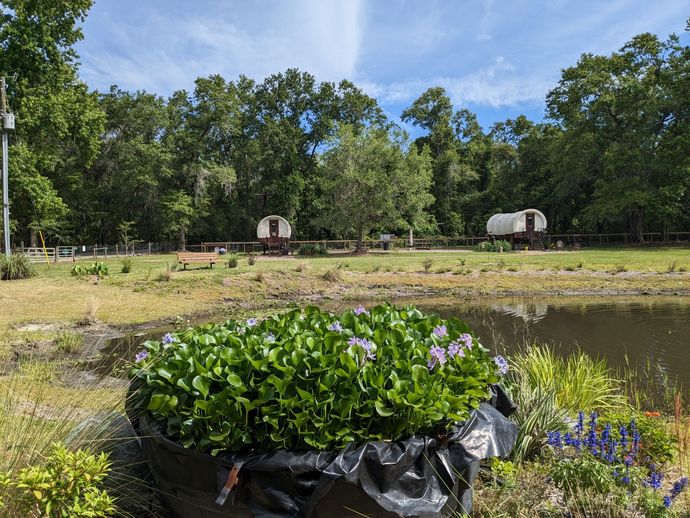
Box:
0, 0, 104, 245
547, 32, 690, 241
319, 124, 433, 251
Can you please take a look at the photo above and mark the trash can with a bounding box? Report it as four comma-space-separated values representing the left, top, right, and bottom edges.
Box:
382, 242, 390, 251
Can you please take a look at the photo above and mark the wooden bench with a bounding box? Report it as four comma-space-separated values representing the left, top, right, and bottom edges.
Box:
176, 252, 218, 270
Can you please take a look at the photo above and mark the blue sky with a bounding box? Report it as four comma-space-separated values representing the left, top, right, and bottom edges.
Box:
75, 0, 689, 132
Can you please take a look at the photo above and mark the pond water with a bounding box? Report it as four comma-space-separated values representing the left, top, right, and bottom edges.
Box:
411, 297, 690, 388
92, 297, 690, 388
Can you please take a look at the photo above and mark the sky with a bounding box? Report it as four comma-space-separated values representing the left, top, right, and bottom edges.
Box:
75, 0, 690, 132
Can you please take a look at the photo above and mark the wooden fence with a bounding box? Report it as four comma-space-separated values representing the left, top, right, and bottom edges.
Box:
19, 246, 76, 263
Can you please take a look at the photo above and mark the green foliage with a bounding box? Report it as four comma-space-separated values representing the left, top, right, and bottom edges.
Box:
319, 125, 434, 250
488, 458, 518, 487
119, 258, 133, 274
246, 254, 256, 266
71, 262, 109, 277
55, 331, 83, 354
226, 253, 238, 268
510, 346, 625, 413
322, 268, 342, 282
297, 243, 327, 256
422, 257, 433, 272
130, 304, 501, 453
504, 376, 569, 463
0, 253, 37, 281
599, 411, 675, 467
475, 240, 512, 253
0, 443, 114, 517
551, 455, 617, 495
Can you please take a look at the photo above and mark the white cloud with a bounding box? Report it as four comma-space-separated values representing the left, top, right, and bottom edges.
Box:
359, 57, 552, 108
78, 0, 364, 94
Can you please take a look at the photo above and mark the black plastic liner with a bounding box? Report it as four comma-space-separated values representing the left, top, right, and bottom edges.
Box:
129, 386, 517, 518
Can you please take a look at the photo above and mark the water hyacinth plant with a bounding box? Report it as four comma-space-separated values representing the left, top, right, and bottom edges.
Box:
130, 304, 503, 454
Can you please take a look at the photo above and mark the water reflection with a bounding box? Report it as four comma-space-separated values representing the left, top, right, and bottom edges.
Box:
413, 297, 690, 388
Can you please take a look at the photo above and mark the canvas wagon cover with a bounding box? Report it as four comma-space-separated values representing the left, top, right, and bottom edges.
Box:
486, 209, 547, 236
257, 216, 292, 239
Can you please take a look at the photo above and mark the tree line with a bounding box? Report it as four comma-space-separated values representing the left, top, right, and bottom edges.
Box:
1, 1, 689, 249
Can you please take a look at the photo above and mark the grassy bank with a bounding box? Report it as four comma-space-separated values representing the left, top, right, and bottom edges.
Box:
1, 247, 689, 334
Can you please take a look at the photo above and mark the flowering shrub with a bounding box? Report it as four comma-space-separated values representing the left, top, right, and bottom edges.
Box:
548, 411, 686, 512
130, 304, 503, 453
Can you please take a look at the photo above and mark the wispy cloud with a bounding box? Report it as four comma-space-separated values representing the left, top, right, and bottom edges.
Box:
360, 57, 552, 108
78, 0, 363, 94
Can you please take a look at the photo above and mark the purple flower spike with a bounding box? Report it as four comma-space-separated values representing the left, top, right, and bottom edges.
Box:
266, 332, 276, 343
135, 350, 149, 362
328, 321, 343, 332
162, 333, 174, 344
354, 305, 369, 316
494, 355, 509, 375
432, 325, 447, 338
460, 333, 473, 348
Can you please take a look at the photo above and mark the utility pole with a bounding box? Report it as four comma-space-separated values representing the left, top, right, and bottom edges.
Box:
1, 76, 13, 258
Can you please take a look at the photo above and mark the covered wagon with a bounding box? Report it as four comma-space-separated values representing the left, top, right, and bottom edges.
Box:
257, 215, 292, 255
487, 209, 547, 248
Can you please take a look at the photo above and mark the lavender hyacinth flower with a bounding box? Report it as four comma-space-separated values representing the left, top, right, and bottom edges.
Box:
494, 355, 509, 375
347, 336, 376, 363
246, 318, 257, 327
432, 325, 447, 338
427, 345, 447, 370
265, 332, 276, 343
354, 305, 369, 316
162, 333, 174, 344
459, 333, 473, 348
447, 341, 464, 358
135, 350, 149, 362
327, 321, 343, 332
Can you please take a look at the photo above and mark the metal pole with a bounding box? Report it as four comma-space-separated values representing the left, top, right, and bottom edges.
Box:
2, 130, 8, 258
1, 76, 10, 258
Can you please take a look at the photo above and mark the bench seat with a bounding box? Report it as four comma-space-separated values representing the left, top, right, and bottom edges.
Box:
176, 252, 218, 270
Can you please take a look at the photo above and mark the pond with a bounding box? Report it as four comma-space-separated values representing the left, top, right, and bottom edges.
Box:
91, 296, 690, 388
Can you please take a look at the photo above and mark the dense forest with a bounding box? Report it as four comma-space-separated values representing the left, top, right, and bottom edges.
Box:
1, 1, 689, 248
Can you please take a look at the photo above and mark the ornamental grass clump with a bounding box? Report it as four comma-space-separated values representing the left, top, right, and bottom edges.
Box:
130, 304, 504, 454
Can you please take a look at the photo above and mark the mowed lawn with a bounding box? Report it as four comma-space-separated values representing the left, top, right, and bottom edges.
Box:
1, 246, 689, 332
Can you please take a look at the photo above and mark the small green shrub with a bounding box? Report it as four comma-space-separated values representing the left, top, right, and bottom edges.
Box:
130, 304, 504, 453
226, 253, 239, 268
154, 269, 172, 282
55, 331, 83, 354
71, 262, 109, 277
458, 257, 467, 266
422, 257, 433, 272
120, 257, 133, 273
247, 254, 256, 266
323, 268, 342, 282
0, 444, 114, 517
495, 259, 506, 271
475, 240, 512, 253
0, 253, 37, 281
611, 263, 627, 274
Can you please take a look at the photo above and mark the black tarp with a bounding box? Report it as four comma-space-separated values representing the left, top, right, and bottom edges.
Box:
129, 386, 517, 518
